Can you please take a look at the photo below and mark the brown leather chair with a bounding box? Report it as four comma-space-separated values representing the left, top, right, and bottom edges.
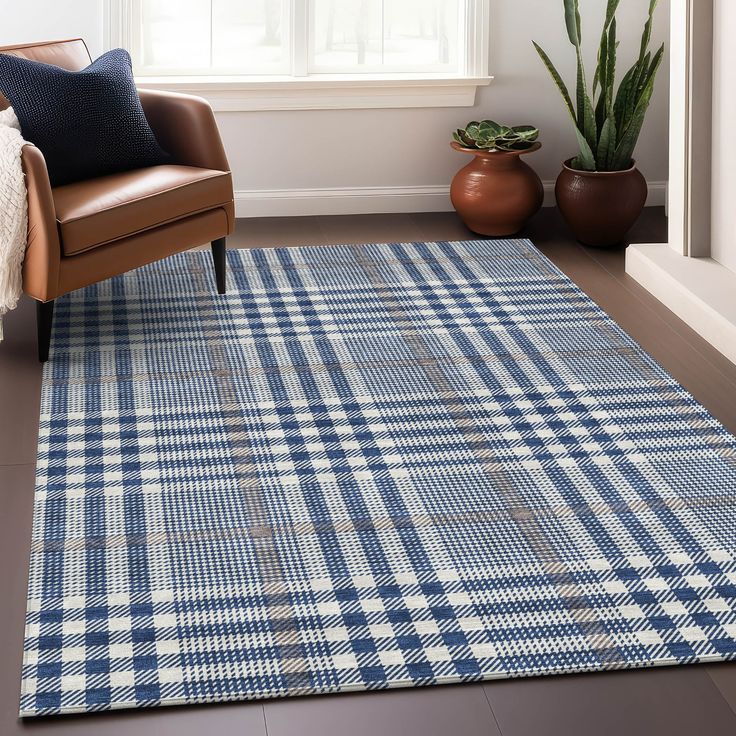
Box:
0, 39, 235, 361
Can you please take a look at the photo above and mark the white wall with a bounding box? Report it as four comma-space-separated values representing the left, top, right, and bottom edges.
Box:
2, 0, 670, 212
223, 0, 670, 196
0, 0, 104, 57
711, 0, 736, 273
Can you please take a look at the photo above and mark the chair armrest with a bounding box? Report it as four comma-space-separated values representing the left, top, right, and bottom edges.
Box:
138, 88, 230, 172
21, 144, 60, 302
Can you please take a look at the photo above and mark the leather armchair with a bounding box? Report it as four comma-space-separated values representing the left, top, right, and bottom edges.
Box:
0, 39, 235, 361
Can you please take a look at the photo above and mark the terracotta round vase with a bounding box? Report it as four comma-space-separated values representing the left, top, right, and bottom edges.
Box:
555, 159, 648, 248
450, 141, 544, 237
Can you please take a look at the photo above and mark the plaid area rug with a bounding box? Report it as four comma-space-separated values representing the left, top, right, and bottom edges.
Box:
21, 239, 736, 716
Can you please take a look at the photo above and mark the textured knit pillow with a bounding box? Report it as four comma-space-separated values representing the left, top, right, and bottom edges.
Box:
0, 48, 169, 187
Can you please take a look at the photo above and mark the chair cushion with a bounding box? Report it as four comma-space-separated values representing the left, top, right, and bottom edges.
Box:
0, 48, 169, 186
53, 165, 233, 256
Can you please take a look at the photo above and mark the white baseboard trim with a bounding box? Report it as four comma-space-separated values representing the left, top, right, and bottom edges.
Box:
626, 243, 736, 366
234, 185, 452, 218
235, 181, 668, 218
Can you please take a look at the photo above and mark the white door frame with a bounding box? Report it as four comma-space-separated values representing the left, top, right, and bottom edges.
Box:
667, 0, 713, 258
626, 0, 736, 368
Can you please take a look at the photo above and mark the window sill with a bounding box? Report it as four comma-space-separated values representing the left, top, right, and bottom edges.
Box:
134, 74, 494, 111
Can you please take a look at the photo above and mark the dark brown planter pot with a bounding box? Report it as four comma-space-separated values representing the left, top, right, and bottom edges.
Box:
450, 141, 544, 237
555, 159, 648, 248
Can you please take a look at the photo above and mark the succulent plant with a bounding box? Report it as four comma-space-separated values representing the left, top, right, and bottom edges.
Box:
453, 120, 540, 152
533, 0, 664, 172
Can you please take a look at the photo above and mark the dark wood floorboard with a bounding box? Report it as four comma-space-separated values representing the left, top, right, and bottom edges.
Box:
0, 300, 43, 465
483, 667, 736, 736
2, 207, 735, 735
709, 663, 736, 716
263, 684, 501, 736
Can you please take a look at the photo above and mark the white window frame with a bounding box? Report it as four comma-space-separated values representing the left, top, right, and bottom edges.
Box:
104, 0, 492, 111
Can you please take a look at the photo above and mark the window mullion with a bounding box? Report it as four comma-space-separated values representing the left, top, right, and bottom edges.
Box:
464, 0, 490, 78
209, 0, 214, 70
380, 0, 385, 66
291, 0, 309, 77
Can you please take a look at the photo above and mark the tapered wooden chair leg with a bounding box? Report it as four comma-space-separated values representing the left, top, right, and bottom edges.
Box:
211, 238, 227, 295
36, 300, 54, 363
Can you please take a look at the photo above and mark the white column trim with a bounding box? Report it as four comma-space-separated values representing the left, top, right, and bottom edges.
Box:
667, 0, 713, 257
625, 1, 736, 365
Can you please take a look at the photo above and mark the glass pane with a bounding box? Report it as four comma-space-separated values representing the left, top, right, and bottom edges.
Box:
137, 0, 287, 74
212, 0, 286, 72
383, 0, 459, 70
311, 0, 382, 70
311, 0, 460, 73
139, 0, 211, 71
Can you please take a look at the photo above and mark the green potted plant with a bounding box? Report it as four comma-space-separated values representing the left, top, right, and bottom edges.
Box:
450, 120, 543, 236
533, 0, 664, 247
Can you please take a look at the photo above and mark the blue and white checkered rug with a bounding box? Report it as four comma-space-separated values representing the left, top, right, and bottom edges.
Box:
22, 239, 736, 716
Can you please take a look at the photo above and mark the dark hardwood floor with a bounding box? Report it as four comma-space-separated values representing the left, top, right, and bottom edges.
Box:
2, 207, 736, 735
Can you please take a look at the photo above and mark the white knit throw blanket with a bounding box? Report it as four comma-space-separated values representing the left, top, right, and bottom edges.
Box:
0, 106, 28, 342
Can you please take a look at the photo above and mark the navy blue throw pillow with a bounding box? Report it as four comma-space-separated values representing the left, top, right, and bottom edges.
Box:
0, 48, 169, 187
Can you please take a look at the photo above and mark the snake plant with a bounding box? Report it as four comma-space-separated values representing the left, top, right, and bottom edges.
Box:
453, 120, 540, 152
533, 0, 664, 172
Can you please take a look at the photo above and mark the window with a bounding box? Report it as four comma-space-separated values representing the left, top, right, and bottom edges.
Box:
106, 0, 491, 110
311, 0, 459, 74
132, 0, 461, 76
132, 0, 289, 75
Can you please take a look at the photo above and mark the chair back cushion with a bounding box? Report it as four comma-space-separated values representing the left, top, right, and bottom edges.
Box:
0, 39, 92, 109
0, 47, 169, 186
